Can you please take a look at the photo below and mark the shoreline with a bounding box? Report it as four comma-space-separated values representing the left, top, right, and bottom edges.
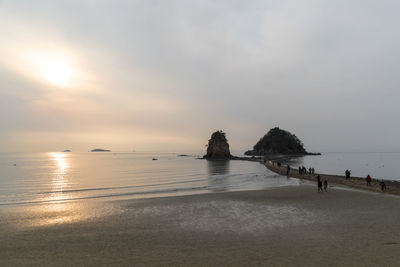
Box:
1, 185, 400, 266
263, 160, 400, 195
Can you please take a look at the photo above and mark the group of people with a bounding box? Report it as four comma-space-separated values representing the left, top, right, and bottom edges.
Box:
365, 174, 387, 192
347, 171, 387, 192
273, 161, 389, 193
298, 166, 314, 175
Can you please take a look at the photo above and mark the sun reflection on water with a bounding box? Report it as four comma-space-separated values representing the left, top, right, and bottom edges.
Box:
30, 153, 118, 227
21, 153, 88, 228
28, 152, 77, 226
50, 153, 69, 196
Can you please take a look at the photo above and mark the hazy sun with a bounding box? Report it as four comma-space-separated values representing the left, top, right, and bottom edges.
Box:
19, 50, 78, 88
39, 54, 76, 87
41, 57, 75, 87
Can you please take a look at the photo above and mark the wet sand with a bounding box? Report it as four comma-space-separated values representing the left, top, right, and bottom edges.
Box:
265, 161, 400, 195
1, 185, 400, 266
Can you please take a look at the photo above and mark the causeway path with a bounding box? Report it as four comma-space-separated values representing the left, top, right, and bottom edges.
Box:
263, 160, 400, 196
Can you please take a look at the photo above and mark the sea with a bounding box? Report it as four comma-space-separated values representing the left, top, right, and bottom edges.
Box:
1, 151, 399, 206
0, 152, 298, 206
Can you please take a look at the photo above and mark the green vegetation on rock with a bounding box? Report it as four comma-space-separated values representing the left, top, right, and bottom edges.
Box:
245, 127, 313, 155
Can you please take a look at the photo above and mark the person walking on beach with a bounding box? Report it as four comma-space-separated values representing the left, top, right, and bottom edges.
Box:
317, 175, 323, 192
366, 175, 372, 186
309, 168, 312, 175
298, 166, 302, 175
379, 180, 387, 192
323, 179, 328, 192
312, 168, 315, 175
286, 165, 291, 176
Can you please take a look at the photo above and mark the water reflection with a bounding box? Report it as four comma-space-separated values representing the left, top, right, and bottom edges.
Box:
207, 160, 230, 192
50, 153, 69, 195
23, 153, 99, 228
207, 160, 230, 176
33, 152, 74, 226
16, 201, 120, 229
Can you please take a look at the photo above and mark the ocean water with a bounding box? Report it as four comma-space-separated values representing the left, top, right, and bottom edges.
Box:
0, 152, 299, 206
285, 152, 400, 181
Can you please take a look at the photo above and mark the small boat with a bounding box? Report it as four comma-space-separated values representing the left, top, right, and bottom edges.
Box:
152, 158, 158, 161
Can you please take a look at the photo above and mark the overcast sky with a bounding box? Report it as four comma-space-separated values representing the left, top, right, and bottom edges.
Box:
1, 0, 400, 153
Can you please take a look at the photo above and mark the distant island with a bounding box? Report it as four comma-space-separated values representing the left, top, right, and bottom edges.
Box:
90, 149, 111, 152
245, 127, 320, 156
62, 150, 71, 152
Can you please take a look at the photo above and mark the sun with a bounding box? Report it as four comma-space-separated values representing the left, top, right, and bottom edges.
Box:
17, 50, 78, 88
42, 59, 73, 87
39, 54, 76, 87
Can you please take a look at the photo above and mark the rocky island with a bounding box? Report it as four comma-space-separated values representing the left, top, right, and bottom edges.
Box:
245, 127, 320, 156
90, 149, 111, 152
203, 130, 232, 160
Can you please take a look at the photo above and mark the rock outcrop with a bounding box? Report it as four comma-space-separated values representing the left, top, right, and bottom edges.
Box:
245, 127, 318, 156
203, 130, 232, 160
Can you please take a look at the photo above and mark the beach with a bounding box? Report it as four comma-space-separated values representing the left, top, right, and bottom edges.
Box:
1, 185, 400, 266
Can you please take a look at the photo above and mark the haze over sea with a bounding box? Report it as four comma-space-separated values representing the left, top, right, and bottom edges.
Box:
1, 151, 399, 206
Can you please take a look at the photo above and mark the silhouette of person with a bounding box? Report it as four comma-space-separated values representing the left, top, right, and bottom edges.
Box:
317, 175, 323, 192
379, 180, 387, 192
323, 180, 328, 192
366, 175, 372, 186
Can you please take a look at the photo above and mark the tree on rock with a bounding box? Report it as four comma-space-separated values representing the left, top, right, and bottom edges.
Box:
245, 127, 315, 155
203, 130, 232, 160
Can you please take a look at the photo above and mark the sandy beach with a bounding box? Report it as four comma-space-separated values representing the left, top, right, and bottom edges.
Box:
264, 160, 400, 195
1, 185, 399, 266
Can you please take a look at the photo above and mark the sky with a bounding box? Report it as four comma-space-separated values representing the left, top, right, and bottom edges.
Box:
1, 0, 400, 153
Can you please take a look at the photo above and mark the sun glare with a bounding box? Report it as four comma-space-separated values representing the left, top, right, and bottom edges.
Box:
19, 50, 78, 88
41, 57, 75, 87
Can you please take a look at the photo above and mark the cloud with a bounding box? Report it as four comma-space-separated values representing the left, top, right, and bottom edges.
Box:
1, 0, 400, 152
